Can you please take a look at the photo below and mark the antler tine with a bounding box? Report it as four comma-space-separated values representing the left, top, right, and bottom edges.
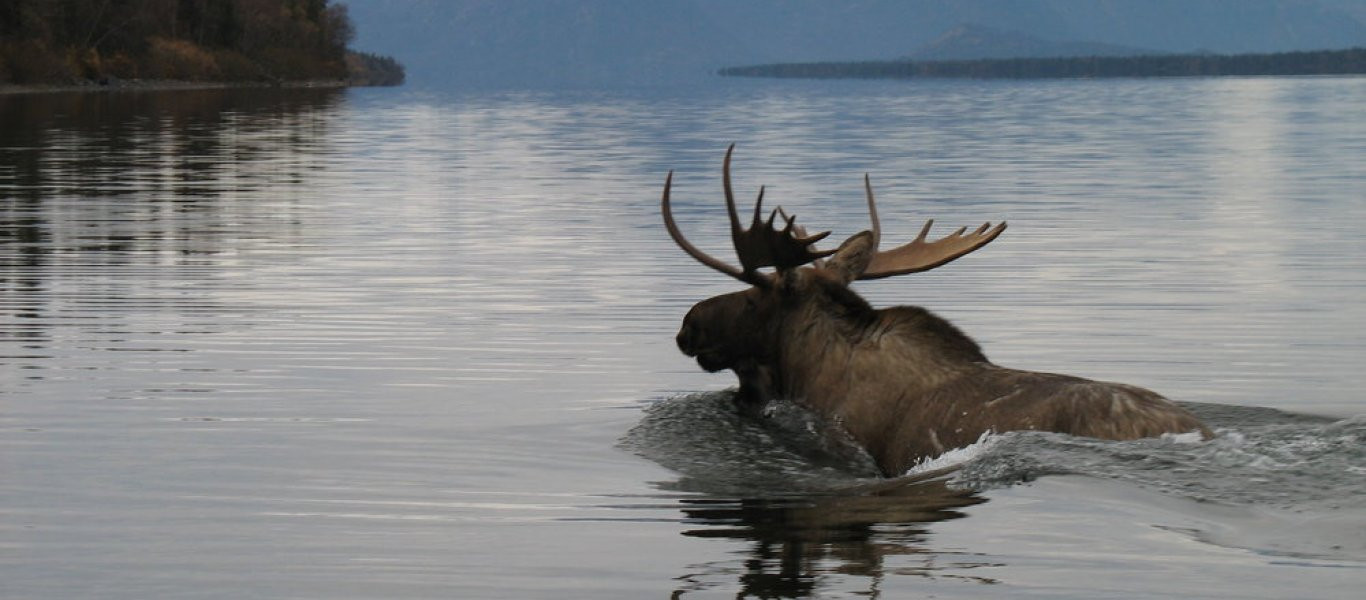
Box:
723, 144, 746, 242
864, 174, 881, 249
754, 186, 770, 229
915, 219, 934, 241
662, 170, 767, 286
856, 176, 1006, 280
776, 206, 835, 268
776, 206, 832, 245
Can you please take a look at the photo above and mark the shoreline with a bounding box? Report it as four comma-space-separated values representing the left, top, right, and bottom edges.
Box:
0, 78, 358, 96
720, 46, 1366, 81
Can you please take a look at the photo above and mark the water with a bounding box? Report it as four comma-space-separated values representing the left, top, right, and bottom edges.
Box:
2, 77, 1364, 598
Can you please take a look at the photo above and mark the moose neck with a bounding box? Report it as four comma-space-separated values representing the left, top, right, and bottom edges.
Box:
766, 292, 988, 419
767, 283, 879, 408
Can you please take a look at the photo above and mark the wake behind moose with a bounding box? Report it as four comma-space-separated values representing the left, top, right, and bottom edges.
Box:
663, 145, 1211, 476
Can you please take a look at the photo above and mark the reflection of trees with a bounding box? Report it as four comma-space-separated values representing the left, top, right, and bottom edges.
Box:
672, 476, 992, 598
0, 87, 342, 348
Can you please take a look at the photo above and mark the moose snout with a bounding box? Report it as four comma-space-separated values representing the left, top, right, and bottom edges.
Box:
675, 322, 698, 356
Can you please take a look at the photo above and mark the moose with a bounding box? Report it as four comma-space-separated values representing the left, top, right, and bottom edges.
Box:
663, 146, 1211, 476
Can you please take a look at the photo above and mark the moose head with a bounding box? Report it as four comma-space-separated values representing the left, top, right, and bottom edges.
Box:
663, 146, 1209, 475
665, 145, 1003, 408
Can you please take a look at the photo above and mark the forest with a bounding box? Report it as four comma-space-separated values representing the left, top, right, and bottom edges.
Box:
0, 0, 403, 87
720, 47, 1366, 80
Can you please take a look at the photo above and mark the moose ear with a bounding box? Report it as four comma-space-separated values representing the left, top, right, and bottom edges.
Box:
823, 231, 876, 284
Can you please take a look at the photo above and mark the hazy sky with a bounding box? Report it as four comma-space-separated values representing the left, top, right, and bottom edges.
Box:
340, 0, 1366, 88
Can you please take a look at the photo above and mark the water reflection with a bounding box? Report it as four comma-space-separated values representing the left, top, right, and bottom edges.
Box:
0, 88, 342, 352
0, 88, 343, 197
672, 478, 989, 598
3, 79, 1364, 599
624, 392, 995, 597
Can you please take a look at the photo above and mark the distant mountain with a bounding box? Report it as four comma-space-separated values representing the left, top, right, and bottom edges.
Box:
338, 0, 1366, 88
908, 24, 1159, 61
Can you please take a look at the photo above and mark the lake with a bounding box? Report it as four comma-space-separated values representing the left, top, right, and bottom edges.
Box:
2, 77, 1364, 598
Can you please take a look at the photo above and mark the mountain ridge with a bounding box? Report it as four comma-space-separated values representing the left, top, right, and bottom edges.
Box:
908, 23, 1161, 61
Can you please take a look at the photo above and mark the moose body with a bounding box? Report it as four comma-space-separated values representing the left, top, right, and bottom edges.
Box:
665, 147, 1210, 476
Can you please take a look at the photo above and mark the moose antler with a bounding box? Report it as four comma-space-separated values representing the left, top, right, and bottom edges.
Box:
775, 205, 828, 269
662, 145, 835, 285
857, 175, 1006, 280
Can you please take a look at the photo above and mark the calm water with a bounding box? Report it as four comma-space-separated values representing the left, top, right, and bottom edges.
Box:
2, 78, 1365, 598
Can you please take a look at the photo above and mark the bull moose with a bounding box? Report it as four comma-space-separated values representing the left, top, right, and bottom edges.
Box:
663, 145, 1211, 476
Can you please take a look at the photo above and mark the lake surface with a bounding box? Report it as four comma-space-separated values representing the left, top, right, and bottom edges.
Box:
2, 77, 1364, 598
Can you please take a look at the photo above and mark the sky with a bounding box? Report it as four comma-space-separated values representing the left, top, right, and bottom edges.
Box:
338, 0, 1366, 88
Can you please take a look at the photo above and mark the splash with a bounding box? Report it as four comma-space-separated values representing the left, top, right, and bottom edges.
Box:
903, 431, 1002, 477
939, 404, 1366, 510
626, 393, 1364, 515
620, 392, 882, 494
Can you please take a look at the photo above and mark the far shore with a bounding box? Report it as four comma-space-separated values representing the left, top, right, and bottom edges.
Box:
0, 78, 358, 96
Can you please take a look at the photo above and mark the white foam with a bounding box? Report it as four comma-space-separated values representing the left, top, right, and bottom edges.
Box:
903, 431, 1000, 477
1160, 430, 1208, 444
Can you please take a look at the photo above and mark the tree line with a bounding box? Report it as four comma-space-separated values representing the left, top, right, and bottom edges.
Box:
0, 0, 403, 86
720, 47, 1366, 80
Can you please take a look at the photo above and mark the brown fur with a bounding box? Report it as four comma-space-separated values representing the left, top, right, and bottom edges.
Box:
676, 232, 1211, 476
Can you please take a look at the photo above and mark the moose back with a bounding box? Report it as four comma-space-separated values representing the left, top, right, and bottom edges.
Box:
663, 146, 1210, 476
